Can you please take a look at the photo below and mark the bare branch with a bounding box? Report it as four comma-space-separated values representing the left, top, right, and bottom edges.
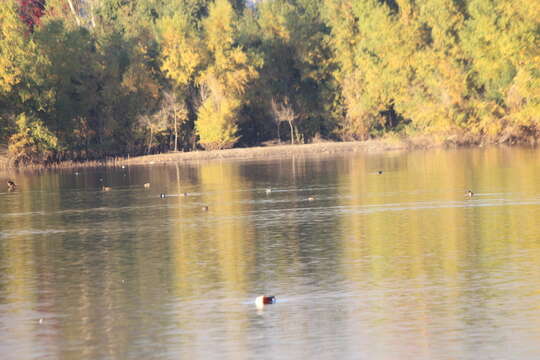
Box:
271, 97, 297, 144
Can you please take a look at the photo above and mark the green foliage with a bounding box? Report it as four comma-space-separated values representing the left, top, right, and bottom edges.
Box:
251, 0, 334, 143
8, 113, 60, 165
2, 0, 540, 166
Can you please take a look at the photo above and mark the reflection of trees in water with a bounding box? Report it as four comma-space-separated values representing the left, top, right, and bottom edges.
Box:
2, 148, 540, 357
338, 148, 540, 356
168, 161, 253, 354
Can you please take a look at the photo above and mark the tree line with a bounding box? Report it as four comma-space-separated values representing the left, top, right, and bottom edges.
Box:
0, 0, 538, 165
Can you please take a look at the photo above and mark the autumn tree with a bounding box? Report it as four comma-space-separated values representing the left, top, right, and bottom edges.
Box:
0, 0, 31, 95
462, 0, 540, 141
8, 112, 60, 166
196, 0, 258, 150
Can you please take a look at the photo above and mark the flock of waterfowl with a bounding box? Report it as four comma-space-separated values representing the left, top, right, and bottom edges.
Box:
5, 175, 477, 202
4, 170, 476, 309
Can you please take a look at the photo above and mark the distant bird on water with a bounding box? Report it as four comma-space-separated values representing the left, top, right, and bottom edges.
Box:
201, 205, 209, 211
265, 187, 272, 194
7, 180, 16, 191
102, 186, 112, 192
466, 190, 474, 198
255, 295, 276, 309
144, 183, 150, 188
377, 170, 383, 175
160, 193, 166, 198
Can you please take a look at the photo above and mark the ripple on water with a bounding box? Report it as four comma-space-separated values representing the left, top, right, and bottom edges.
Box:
0, 228, 72, 239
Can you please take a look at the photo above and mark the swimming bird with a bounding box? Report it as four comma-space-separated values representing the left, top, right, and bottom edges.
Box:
7, 180, 16, 191
255, 295, 276, 309
201, 205, 209, 211
144, 183, 150, 188
307, 196, 315, 201
265, 188, 272, 194
182, 192, 188, 197
377, 170, 383, 175
102, 186, 112, 192
160, 193, 166, 198
466, 190, 474, 198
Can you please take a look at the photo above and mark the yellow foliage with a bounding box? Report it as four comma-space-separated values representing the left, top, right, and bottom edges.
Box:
194, 0, 258, 150
0, 0, 30, 94
196, 96, 240, 150
258, 1, 294, 42
159, 14, 204, 88
203, 0, 235, 54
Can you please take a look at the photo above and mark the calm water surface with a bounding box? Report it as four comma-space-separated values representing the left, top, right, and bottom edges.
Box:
1, 147, 540, 359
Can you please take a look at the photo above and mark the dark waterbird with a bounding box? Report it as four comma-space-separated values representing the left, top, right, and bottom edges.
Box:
7, 180, 16, 191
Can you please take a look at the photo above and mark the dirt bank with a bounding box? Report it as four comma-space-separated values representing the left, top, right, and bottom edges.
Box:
121, 139, 413, 166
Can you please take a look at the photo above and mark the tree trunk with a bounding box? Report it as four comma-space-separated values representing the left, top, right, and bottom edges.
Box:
288, 120, 294, 145
66, 0, 81, 26
89, 1, 96, 28
147, 127, 153, 154
276, 122, 281, 143
173, 107, 178, 152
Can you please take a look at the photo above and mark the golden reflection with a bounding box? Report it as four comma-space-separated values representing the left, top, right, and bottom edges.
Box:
1, 147, 539, 358
338, 147, 540, 355
197, 161, 254, 293
168, 161, 254, 356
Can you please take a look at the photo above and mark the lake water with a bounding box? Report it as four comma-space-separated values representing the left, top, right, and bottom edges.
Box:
1, 147, 540, 359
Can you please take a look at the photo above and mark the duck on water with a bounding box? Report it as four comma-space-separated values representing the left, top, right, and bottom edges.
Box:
255, 295, 276, 309
7, 180, 16, 191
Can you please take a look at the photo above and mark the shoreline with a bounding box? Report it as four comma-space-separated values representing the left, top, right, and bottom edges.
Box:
1, 136, 525, 170
1, 139, 412, 170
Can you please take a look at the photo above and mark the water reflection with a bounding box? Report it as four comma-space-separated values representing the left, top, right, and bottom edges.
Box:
1, 147, 540, 359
